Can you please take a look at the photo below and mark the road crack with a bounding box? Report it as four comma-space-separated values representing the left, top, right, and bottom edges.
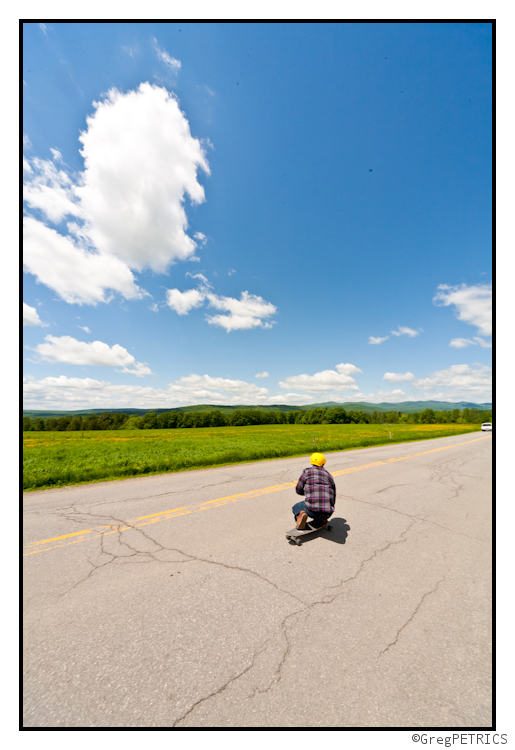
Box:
378, 576, 446, 658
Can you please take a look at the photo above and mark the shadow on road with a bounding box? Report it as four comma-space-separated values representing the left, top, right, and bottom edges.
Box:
326, 517, 350, 545
288, 517, 350, 546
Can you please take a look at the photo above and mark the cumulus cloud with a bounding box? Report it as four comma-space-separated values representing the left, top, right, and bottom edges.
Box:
165, 276, 277, 331
382, 372, 415, 383
279, 363, 362, 394
172, 374, 268, 401
368, 336, 389, 345
76, 83, 208, 272
165, 288, 206, 315
34, 335, 153, 377
23, 217, 143, 305
449, 337, 492, 349
390, 326, 420, 337
433, 283, 492, 336
23, 373, 270, 410
255, 372, 269, 378
23, 158, 83, 224
336, 363, 362, 376
206, 291, 277, 331
23, 83, 209, 303
412, 364, 492, 402
78, 325, 91, 333
23, 302, 47, 327
449, 338, 475, 349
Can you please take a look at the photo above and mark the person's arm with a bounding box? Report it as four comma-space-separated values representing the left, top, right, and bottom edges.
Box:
326, 469, 336, 501
295, 470, 306, 495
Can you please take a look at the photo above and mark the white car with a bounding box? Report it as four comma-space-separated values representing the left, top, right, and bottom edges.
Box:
481, 422, 492, 431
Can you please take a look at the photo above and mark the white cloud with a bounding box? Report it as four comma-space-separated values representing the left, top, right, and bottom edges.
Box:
279, 364, 362, 394
39, 23, 47, 34
165, 277, 277, 331
25, 369, 489, 411
172, 374, 268, 401
23, 83, 210, 303
34, 335, 153, 377
23, 302, 47, 327
449, 338, 475, 349
412, 364, 492, 402
336, 363, 363, 376
433, 283, 492, 336
206, 291, 277, 331
78, 325, 91, 333
23, 217, 143, 305
268, 392, 320, 405
23, 158, 83, 224
474, 337, 492, 349
23, 134, 32, 149
50, 148, 63, 163
24, 375, 161, 410
186, 272, 210, 285
390, 326, 420, 337
166, 288, 205, 315
193, 232, 208, 246
368, 336, 389, 345
153, 38, 181, 71
76, 83, 208, 272
345, 389, 408, 403
23, 373, 269, 410
450, 336, 492, 349
382, 372, 415, 383
255, 372, 269, 378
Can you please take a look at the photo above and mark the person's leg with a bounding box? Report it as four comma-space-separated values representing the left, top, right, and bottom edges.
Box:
292, 500, 308, 529
307, 511, 333, 529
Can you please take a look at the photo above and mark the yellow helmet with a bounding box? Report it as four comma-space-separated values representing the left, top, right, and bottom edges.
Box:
311, 453, 326, 466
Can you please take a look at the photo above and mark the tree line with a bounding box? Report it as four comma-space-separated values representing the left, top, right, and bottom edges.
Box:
23, 406, 492, 432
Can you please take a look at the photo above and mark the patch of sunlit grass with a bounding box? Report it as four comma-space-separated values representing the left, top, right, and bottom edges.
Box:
23, 423, 480, 491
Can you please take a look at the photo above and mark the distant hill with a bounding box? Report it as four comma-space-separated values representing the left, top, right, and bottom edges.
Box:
23, 400, 492, 420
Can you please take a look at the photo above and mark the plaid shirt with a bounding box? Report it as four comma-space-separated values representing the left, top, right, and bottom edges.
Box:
295, 465, 336, 514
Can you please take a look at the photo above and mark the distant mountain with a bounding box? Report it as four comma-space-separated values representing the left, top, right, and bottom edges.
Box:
23, 400, 492, 420
303, 401, 492, 414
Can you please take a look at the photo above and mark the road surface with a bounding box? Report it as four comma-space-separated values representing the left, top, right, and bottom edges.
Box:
23, 432, 492, 727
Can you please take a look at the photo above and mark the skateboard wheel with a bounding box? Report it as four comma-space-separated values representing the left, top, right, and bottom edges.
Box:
295, 539, 302, 546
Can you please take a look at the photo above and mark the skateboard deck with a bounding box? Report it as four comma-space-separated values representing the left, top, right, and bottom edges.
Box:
286, 522, 332, 545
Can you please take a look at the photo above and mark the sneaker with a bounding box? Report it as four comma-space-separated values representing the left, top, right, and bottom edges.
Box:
296, 511, 308, 530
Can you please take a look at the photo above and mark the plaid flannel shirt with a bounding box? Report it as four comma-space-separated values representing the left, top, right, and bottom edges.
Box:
295, 465, 336, 514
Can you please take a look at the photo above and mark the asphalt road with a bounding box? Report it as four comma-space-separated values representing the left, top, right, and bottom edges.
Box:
23, 432, 492, 728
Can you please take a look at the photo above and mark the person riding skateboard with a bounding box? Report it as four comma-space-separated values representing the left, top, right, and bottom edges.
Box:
293, 453, 336, 530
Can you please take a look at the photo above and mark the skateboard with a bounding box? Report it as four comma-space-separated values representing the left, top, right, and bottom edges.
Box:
286, 522, 332, 545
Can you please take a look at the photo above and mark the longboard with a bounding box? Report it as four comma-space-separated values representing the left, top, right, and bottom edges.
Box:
286, 522, 332, 545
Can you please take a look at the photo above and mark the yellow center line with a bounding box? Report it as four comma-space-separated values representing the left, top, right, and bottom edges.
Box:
24, 434, 490, 557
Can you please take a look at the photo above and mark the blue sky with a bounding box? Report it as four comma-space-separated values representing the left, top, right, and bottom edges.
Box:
23, 22, 492, 411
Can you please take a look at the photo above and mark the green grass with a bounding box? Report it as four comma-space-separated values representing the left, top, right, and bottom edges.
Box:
23, 423, 481, 491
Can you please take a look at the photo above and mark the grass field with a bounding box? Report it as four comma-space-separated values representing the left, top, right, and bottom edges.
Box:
22, 423, 481, 491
